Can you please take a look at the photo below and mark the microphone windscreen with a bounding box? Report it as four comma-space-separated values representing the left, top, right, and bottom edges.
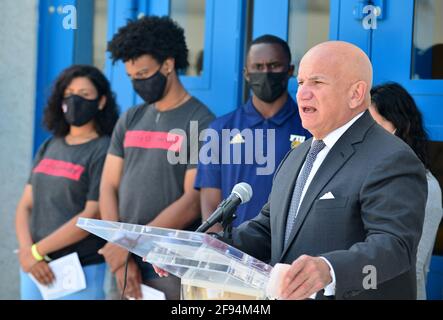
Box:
232, 182, 253, 203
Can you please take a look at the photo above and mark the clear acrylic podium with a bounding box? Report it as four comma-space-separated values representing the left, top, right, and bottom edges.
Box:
76, 218, 273, 300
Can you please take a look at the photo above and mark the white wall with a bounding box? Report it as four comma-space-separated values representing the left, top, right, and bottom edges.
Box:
0, 0, 37, 299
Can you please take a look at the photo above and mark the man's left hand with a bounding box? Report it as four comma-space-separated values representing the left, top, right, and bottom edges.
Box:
280, 255, 332, 300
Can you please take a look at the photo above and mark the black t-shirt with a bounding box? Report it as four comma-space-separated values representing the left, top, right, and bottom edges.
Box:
108, 97, 215, 227
28, 136, 110, 265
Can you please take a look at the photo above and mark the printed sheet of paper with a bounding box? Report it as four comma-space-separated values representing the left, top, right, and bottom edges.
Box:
29, 252, 86, 300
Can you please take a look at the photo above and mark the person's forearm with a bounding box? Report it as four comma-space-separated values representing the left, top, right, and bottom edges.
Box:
36, 209, 99, 256
100, 184, 120, 221
201, 201, 223, 233
200, 188, 223, 233
15, 205, 33, 248
201, 200, 217, 221
148, 192, 200, 229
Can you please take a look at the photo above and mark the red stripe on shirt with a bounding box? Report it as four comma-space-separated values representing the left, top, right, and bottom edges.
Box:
33, 159, 85, 181
123, 130, 184, 152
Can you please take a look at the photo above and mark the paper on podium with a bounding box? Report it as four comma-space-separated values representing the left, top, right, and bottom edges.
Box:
76, 218, 273, 299
126, 284, 166, 300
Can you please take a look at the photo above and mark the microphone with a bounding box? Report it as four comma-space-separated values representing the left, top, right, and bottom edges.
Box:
196, 182, 253, 233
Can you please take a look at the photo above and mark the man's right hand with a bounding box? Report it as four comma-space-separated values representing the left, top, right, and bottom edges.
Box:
115, 257, 142, 300
152, 264, 169, 277
98, 242, 128, 273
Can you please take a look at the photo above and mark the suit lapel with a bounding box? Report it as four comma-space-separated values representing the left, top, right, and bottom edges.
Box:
274, 141, 311, 257
280, 111, 375, 260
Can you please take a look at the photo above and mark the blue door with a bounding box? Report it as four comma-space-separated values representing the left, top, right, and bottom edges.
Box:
34, 0, 94, 153
251, 0, 337, 96
34, 0, 248, 152
251, 0, 443, 141
105, 0, 248, 117
370, 0, 443, 141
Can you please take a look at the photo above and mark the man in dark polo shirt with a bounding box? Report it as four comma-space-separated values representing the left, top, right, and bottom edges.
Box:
195, 35, 310, 232
98, 16, 214, 299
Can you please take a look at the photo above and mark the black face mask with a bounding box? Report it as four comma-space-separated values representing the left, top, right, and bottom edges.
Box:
132, 69, 167, 104
62, 95, 99, 126
247, 72, 289, 103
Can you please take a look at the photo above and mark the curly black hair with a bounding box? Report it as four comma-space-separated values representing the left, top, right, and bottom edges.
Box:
371, 82, 429, 169
107, 16, 189, 71
43, 65, 119, 137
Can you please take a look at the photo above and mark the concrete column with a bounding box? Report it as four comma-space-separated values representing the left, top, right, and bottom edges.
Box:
0, 0, 38, 299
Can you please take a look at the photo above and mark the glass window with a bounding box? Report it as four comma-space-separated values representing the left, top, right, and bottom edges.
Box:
92, 0, 108, 70
411, 0, 443, 79
287, 0, 330, 74
170, 0, 206, 76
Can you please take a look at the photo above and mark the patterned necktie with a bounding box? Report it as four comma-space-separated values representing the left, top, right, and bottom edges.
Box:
284, 140, 326, 246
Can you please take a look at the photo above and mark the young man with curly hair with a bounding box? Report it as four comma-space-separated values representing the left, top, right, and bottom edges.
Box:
98, 16, 214, 300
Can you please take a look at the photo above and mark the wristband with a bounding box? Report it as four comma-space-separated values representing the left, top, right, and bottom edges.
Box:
31, 244, 44, 262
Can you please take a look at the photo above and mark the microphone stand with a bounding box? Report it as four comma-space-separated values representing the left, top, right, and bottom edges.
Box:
196, 195, 240, 234
220, 210, 237, 245
198, 204, 237, 246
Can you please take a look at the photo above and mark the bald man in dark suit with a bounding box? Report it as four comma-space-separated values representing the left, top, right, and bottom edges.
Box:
230, 41, 427, 300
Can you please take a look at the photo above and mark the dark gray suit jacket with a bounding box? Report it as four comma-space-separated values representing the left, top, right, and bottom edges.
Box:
231, 111, 427, 299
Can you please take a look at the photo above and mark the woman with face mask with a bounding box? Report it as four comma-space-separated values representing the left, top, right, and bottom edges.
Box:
15, 65, 119, 299
369, 82, 443, 300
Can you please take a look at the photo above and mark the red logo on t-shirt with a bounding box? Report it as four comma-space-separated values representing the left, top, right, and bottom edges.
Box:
124, 131, 184, 152
33, 159, 85, 181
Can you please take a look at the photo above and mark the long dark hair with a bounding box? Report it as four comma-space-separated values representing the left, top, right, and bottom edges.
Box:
43, 65, 119, 137
371, 82, 429, 168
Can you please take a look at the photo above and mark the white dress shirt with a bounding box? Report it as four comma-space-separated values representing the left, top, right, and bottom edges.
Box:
297, 112, 365, 298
